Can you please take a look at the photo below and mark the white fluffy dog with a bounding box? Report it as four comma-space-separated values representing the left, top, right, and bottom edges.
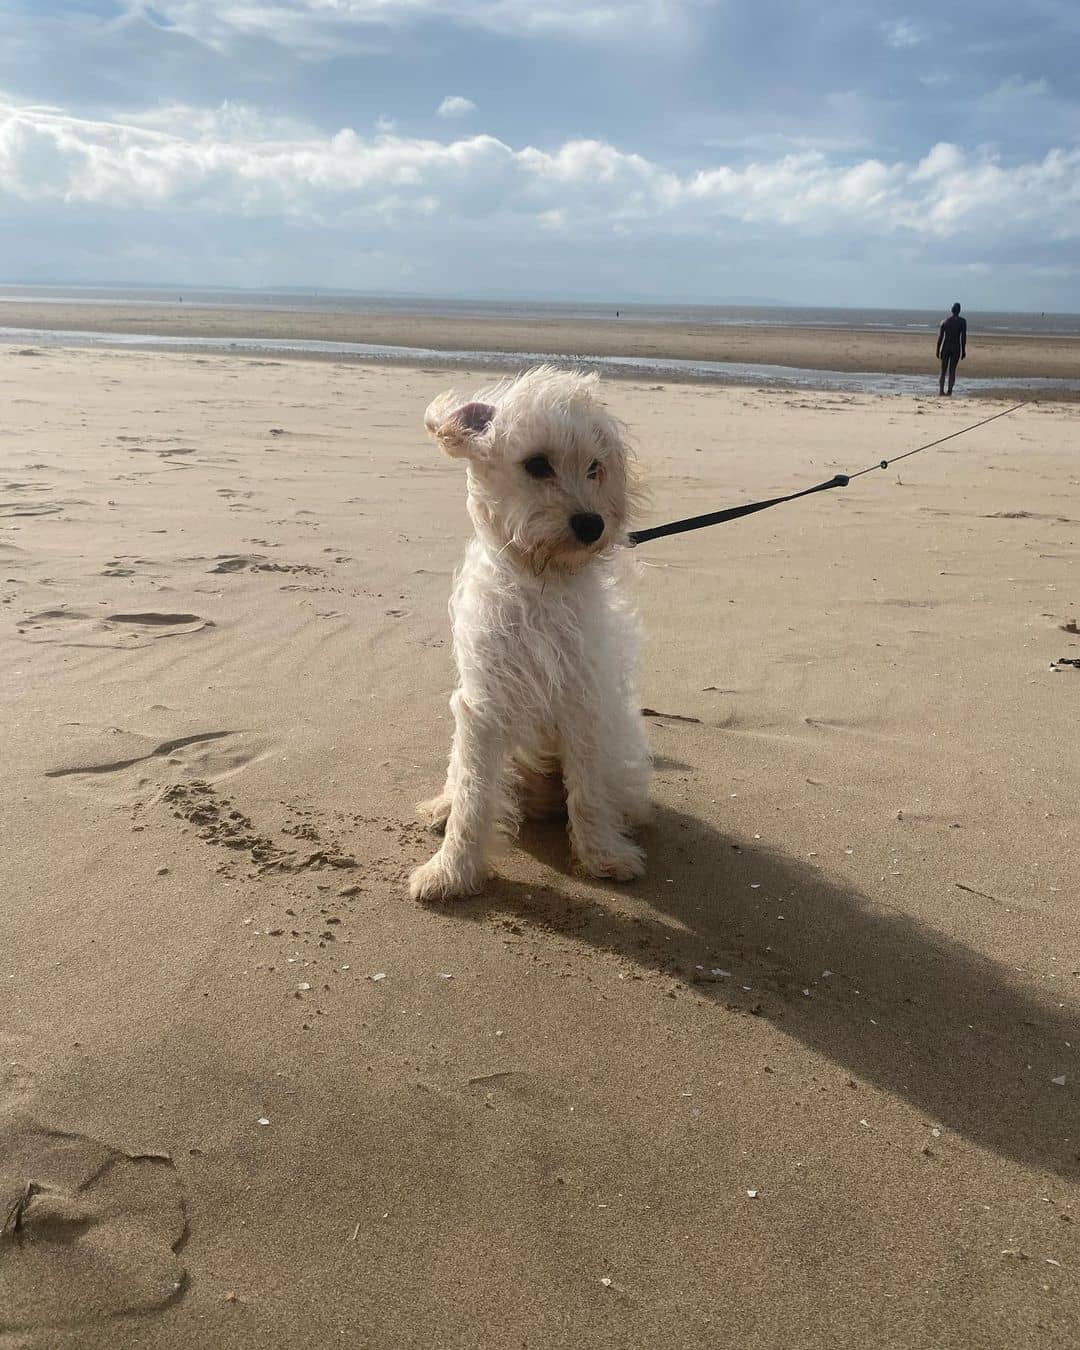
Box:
409, 365, 651, 902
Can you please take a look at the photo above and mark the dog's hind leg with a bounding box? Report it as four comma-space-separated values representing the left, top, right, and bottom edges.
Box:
512, 738, 567, 821
417, 790, 454, 834
515, 763, 566, 821
420, 748, 520, 838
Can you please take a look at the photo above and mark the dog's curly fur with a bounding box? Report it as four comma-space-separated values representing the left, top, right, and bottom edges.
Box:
409, 366, 652, 902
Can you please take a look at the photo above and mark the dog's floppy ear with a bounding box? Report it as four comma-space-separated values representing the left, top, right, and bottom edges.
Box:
424, 394, 496, 459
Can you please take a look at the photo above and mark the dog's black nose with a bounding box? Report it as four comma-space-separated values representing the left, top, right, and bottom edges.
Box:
570, 512, 605, 545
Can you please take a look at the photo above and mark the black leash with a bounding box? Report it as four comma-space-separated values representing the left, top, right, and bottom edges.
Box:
627, 401, 1028, 547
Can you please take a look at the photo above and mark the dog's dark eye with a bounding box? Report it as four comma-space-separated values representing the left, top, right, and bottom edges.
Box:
523, 455, 555, 479
587, 460, 601, 480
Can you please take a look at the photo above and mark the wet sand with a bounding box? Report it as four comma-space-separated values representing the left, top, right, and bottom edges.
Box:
1, 299, 1078, 380
1, 347, 1078, 1347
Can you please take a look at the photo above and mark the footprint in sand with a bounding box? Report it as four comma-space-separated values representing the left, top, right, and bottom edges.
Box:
45, 729, 237, 779
17, 609, 213, 648
0, 1117, 187, 1331
109, 613, 203, 626
209, 555, 323, 576
98, 557, 163, 578
208, 555, 258, 573
44, 728, 275, 799
123, 445, 197, 459
985, 509, 1077, 524
0, 503, 62, 518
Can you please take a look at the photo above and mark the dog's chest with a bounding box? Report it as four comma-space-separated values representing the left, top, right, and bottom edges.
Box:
456, 571, 602, 702
506, 584, 590, 673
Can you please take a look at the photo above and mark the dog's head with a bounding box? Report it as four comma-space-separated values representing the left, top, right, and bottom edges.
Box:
424, 366, 641, 574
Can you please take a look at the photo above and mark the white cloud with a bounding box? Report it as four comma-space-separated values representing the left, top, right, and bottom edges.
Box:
1, 93, 1077, 252
127, 0, 695, 53
437, 95, 477, 119
881, 19, 926, 49
981, 74, 1051, 106
122, 100, 317, 142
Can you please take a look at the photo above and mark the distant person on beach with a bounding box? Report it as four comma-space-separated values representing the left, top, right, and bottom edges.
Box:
936, 302, 967, 396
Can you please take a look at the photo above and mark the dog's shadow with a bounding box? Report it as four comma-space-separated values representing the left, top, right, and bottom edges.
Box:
448, 804, 1077, 1177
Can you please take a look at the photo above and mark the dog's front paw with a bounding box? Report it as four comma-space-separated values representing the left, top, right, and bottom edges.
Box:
574, 835, 646, 882
416, 792, 453, 834
408, 849, 489, 903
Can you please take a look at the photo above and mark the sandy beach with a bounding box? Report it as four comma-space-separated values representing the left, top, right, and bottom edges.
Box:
2, 345, 1078, 1347
1, 299, 1079, 383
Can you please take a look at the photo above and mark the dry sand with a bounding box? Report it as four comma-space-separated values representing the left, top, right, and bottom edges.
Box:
1, 345, 1078, 1348
1, 299, 1079, 380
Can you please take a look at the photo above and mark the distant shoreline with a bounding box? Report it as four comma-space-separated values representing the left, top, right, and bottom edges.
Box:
1, 301, 1078, 396
3, 288, 1079, 338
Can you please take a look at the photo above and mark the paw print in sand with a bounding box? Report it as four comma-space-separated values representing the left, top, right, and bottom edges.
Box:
0, 1117, 188, 1332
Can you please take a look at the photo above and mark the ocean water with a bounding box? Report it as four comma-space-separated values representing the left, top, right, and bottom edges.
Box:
2, 284, 1080, 338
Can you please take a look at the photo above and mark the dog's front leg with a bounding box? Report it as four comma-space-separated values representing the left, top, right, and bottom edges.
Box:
415, 723, 463, 833
409, 691, 505, 901
560, 703, 646, 882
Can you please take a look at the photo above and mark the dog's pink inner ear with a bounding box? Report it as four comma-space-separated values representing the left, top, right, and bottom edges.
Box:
454, 402, 495, 435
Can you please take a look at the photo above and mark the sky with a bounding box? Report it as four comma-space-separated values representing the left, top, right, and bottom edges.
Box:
0, 0, 1077, 309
